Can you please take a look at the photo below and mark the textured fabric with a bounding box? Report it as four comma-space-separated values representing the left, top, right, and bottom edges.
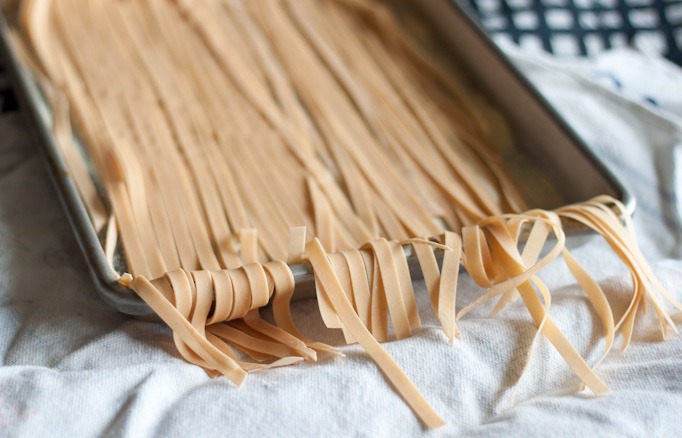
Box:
1, 47, 681, 436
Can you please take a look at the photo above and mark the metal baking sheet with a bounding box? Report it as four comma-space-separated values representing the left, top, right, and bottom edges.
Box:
0, 0, 632, 317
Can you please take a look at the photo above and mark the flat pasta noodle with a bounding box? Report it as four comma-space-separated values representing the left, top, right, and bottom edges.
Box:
17, 0, 681, 430
306, 238, 446, 429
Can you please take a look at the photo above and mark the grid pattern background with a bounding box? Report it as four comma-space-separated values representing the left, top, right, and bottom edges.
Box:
461, 0, 682, 65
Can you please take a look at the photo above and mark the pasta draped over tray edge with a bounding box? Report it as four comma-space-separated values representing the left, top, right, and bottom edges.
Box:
124, 197, 681, 429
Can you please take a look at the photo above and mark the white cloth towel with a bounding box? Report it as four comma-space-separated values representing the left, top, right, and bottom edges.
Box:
1, 47, 681, 436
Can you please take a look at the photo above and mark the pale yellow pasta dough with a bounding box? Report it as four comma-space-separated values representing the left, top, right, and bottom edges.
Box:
18, 0, 681, 429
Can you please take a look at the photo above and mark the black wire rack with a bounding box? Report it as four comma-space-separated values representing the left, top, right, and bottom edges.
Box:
460, 0, 682, 65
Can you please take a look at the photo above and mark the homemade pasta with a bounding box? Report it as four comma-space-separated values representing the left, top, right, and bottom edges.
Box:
16, 0, 681, 429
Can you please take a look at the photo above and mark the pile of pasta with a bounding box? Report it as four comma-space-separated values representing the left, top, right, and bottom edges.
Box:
17, 0, 681, 429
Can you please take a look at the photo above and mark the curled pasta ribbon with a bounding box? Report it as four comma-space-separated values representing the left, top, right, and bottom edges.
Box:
126, 198, 681, 429
304, 199, 681, 425
453, 199, 681, 395
557, 198, 682, 347
457, 211, 613, 395
126, 257, 336, 384
307, 238, 446, 429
